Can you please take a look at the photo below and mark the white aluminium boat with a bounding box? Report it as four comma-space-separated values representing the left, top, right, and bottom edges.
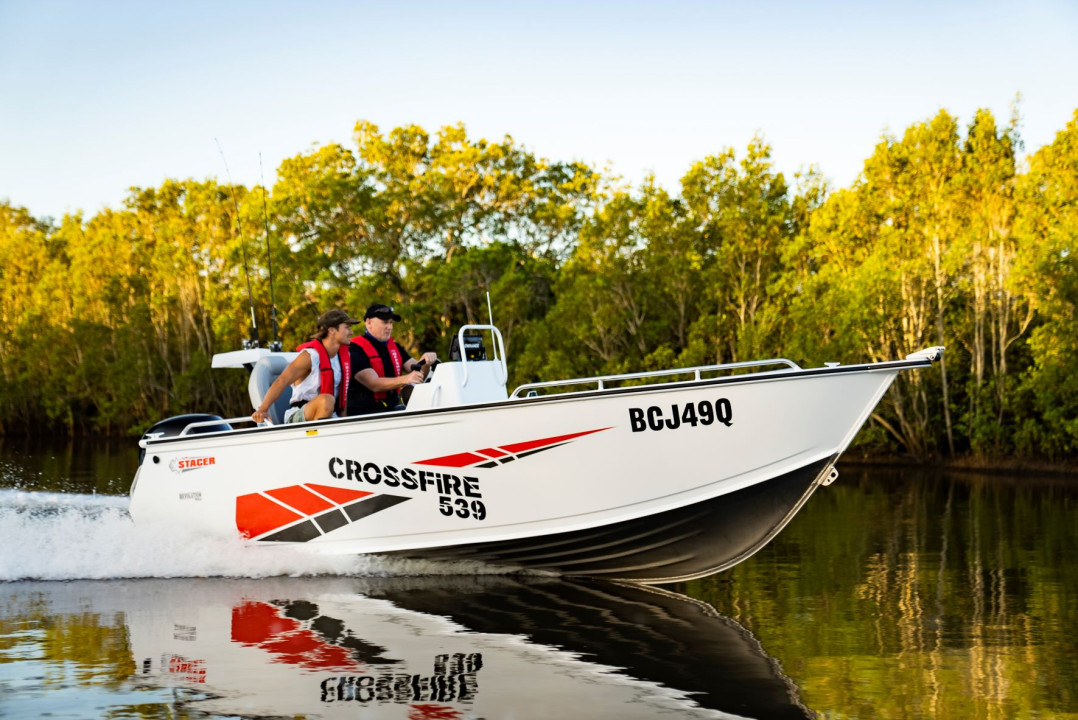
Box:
129, 325, 942, 584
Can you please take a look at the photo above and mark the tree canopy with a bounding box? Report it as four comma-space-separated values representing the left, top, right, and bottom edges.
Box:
2, 108, 1076, 462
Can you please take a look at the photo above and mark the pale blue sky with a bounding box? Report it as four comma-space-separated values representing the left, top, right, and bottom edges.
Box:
2, 0, 1076, 221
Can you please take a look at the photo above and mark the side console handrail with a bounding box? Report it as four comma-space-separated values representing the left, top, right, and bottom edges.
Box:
509, 358, 801, 399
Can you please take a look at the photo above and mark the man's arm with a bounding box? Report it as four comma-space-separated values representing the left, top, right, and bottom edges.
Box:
354, 366, 424, 391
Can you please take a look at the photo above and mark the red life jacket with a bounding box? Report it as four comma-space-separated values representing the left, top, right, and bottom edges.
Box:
295, 339, 351, 415
351, 335, 403, 401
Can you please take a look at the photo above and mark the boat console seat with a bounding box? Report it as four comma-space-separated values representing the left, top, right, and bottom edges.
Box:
248, 355, 293, 425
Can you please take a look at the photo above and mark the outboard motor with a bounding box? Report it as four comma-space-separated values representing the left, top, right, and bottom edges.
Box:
138, 413, 231, 464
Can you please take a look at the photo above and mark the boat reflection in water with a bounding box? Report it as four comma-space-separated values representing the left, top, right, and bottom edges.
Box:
26, 576, 814, 719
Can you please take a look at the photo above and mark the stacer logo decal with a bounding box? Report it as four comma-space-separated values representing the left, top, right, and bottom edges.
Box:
236, 483, 410, 543
170, 456, 216, 473
164, 654, 206, 683
412, 428, 611, 469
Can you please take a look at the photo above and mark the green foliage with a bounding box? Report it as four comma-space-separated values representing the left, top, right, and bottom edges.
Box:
1011, 110, 1078, 457
682, 137, 794, 364
0, 112, 1076, 461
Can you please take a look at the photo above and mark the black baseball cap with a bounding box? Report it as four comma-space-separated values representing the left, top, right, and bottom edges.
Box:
364, 303, 402, 321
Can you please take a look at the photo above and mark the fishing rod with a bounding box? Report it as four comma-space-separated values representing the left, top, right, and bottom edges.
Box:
259, 153, 281, 351
215, 138, 261, 350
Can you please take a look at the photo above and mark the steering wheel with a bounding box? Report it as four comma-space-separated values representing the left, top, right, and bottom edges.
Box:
413, 359, 440, 383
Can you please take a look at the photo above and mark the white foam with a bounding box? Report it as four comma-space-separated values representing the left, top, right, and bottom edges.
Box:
0, 489, 515, 582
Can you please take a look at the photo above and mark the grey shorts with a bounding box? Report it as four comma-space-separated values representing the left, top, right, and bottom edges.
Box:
285, 405, 307, 424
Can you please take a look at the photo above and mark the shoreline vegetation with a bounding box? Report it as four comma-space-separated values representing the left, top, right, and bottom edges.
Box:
841, 455, 1078, 479
2, 108, 1077, 466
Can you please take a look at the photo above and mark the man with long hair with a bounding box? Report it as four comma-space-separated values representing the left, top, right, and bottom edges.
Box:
252, 308, 359, 424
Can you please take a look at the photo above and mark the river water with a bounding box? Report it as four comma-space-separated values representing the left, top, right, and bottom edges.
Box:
0, 438, 1075, 719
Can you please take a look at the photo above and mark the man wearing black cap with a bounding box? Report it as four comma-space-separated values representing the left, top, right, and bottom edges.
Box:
252, 308, 359, 424
347, 303, 438, 415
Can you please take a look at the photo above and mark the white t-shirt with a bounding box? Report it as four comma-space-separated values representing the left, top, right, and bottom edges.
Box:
283, 348, 341, 422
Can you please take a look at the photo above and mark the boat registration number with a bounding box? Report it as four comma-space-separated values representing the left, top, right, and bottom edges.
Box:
628, 399, 733, 432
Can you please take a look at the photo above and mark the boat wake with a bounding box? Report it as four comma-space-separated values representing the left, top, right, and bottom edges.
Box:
0, 490, 517, 582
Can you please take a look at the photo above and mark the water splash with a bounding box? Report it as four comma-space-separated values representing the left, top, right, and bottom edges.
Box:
0, 489, 516, 581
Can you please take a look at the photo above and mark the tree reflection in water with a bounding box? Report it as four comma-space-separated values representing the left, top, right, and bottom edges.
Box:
681, 465, 1077, 719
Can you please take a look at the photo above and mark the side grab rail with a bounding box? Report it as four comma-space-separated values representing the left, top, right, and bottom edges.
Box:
509, 358, 801, 399
178, 416, 256, 436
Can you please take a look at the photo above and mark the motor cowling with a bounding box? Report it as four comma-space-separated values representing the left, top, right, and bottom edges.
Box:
138, 414, 231, 464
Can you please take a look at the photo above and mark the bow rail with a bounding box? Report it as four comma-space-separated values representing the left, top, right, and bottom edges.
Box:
510, 358, 801, 399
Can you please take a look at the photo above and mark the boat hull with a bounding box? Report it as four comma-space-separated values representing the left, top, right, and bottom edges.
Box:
393, 455, 834, 583
130, 360, 919, 582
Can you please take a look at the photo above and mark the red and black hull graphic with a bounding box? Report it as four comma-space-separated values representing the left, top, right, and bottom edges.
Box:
232, 599, 376, 672
235, 428, 609, 543
413, 428, 611, 469
236, 483, 410, 542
